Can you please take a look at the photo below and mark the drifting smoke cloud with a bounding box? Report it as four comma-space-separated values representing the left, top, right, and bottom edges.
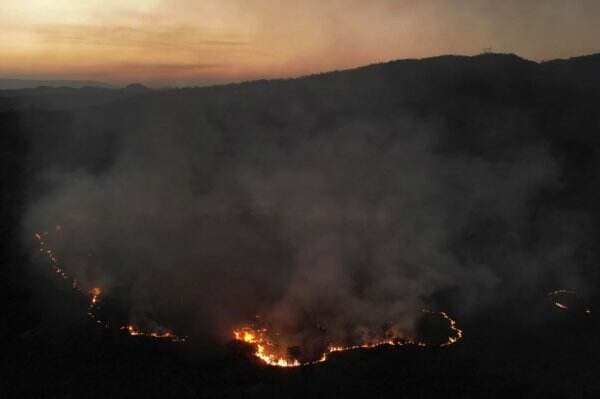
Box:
20, 60, 591, 353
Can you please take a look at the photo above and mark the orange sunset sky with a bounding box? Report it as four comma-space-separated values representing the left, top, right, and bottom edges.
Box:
1, 0, 599, 86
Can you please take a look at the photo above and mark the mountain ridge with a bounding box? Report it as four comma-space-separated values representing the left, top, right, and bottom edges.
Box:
0, 78, 113, 90
2, 52, 599, 92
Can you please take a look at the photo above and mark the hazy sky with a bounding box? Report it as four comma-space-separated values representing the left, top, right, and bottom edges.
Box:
1, 0, 599, 86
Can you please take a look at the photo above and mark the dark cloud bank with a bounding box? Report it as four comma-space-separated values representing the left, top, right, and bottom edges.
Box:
15, 54, 600, 356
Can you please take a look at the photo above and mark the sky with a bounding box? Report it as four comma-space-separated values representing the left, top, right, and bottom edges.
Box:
1, 0, 599, 86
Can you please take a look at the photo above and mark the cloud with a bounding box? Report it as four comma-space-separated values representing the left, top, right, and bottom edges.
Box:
33, 24, 250, 50
3, 1, 600, 84
120, 62, 228, 72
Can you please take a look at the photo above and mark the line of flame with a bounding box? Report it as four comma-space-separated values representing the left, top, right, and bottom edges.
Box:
233, 310, 464, 368
35, 228, 186, 342
547, 289, 592, 315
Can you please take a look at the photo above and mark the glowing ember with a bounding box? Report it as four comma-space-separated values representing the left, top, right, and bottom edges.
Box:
121, 325, 186, 342
90, 287, 102, 304
233, 310, 463, 367
85, 286, 111, 328
34, 227, 186, 342
548, 289, 592, 315
554, 302, 568, 310
34, 231, 79, 288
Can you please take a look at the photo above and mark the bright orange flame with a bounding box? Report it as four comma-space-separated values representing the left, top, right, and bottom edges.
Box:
90, 287, 102, 304
121, 325, 186, 342
233, 327, 301, 367
233, 310, 463, 368
35, 226, 186, 342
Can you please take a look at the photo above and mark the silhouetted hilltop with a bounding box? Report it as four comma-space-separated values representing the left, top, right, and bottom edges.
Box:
0, 85, 154, 111
541, 53, 600, 89
106, 52, 598, 115
2, 53, 599, 111
123, 83, 150, 92
0, 78, 112, 90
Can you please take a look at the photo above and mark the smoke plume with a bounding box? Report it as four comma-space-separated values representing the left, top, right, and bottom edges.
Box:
20, 59, 592, 356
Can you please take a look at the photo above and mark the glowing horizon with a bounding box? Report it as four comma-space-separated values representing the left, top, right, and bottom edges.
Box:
2, 0, 600, 86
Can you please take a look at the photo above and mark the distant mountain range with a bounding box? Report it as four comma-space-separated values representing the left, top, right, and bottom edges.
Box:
3, 52, 600, 91
0, 82, 151, 111
3, 52, 598, 112
0, 78, 113, 90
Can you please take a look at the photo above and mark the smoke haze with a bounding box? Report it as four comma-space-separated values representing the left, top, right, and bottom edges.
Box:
19, 55, 596, 356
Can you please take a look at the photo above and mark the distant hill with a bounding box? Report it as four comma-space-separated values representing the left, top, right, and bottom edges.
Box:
0, 78, 113, 90
2, 52, 600, 111
0, 84, 154, 111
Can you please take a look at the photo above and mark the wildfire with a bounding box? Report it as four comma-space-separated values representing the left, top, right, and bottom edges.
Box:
121, 325, 186, 342
90, 287, 102, 304
34, 227, 186, 342
36, 225, 465, 364
554, 302, 568, 310
233, 310, 463, 368
233, 327, 302, 367
548, 289, 592, 315
86, 286, 111, 327
34, 231, 79, 288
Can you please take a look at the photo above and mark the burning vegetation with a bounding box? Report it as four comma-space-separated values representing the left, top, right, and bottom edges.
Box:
34, 224, 465, 367
233, 310, 463, 367
120, 325, 186, 342
34, 227, 186, 343
34, 225, 594, 369
548, 289, 592, 315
